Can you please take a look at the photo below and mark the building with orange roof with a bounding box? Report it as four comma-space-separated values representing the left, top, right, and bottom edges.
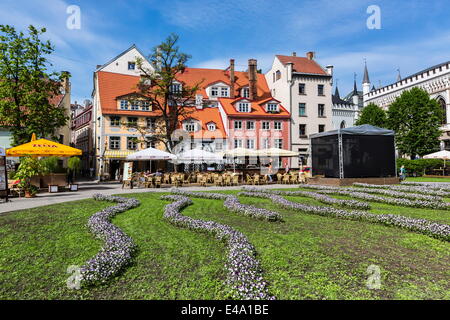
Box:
266, 52, 334, 169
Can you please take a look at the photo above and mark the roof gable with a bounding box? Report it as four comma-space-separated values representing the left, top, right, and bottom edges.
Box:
276, 55, 328, 76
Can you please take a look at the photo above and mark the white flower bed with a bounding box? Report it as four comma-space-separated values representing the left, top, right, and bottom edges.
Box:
242, 186, 370, 210
401, 181, 450, 192
161, 195, 275, 300
239, 191, 450, 241
80, 194, 140, 285
170, 188, 282, 221
301, 185, 448, 209
353, 182, 448, 197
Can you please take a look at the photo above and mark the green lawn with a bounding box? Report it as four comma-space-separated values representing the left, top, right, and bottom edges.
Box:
0, 190, 449, 300
406, 177, 450, 183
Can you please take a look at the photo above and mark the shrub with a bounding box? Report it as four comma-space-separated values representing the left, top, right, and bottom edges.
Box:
397, 158, 445, 176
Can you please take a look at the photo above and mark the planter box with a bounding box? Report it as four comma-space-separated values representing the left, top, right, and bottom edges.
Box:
40, 173, 67, 188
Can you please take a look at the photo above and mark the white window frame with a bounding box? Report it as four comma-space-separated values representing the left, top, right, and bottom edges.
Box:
120, 100, 129, 110
234, 120, 242, 130
246, 139, 255, 149
211, 87, 218, 97
207, 122, 216, 131
234, 139, 243, 148
274, 121, 282, 130
274, 139, 283, 149
246, 121, 255, 130
262, 121, 270, 130
220, 87, 229, 97
238, 102, 250, 113
242, 87, 250, 98
266, 103, 279, 112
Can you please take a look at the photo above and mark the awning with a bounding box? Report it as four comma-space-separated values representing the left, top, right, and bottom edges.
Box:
222, 147, 258, 157
104, 150, 136, 159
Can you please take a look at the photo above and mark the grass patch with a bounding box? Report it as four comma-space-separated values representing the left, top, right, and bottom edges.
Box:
0, 190, 448, 300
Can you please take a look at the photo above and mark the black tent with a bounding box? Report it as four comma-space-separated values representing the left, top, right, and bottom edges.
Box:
310, 124, 396, 178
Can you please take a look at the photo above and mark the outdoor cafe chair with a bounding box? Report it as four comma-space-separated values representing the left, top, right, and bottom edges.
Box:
246, 174, 254, 185
253, 174, 261, 185
282, 174, 290, 184
224, 175, 232, 186
232, 175, 239, 186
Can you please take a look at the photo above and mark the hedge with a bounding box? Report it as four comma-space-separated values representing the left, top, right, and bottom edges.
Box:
396, 158, 446, 176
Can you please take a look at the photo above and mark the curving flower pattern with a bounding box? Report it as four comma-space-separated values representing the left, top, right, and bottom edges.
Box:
170, 188, 282, 221
79, 194, 140, 285
161, 194, 275, 300
352, 182, 448, 197
242, 186, 371, 210
239, 191, 450, 241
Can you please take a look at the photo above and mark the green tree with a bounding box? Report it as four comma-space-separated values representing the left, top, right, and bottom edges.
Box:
355, 103, 387, 127
134, 33, 202, 152
0, 25, 69, 146
387, 87, 442, 157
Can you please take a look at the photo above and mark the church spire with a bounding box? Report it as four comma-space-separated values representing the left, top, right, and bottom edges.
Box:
353, 73, 358, 96
334, 79, 340, 98
363, 60, 370, 84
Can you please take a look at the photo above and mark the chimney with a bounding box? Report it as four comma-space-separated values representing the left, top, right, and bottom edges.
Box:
229, 59, 235, 99
326, 65, 334, 85
306, 51, 315, 60
292, 52, 297, 57
61, 71, 71, 94
248, 59, 258, 101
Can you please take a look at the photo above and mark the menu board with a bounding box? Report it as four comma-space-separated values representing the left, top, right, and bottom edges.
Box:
123, 162, 133, 181
0, 157, 6, 191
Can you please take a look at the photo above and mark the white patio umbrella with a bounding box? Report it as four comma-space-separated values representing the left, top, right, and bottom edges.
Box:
126, 147, 177, 173
423, 150, 450, 168
174, 148, 223, 164
255, 148, 299, 157
222, 148, 259, 173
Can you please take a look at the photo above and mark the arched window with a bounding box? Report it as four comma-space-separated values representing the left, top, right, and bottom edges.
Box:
438, 98, 447, 124
276, 70, 281, 81
340, 120, 346, 129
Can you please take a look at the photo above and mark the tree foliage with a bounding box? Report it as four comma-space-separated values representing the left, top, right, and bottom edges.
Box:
387, 87, 442, 157
0, 25, 69, 146
355, 103, 387, 127
134, 33, 202, 152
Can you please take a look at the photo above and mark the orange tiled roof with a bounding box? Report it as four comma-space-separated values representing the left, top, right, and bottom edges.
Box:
182, 106, 227, 139
276, 55, 328, 75
218, 97, 290, 118
97, 71, 161, 116
177, 67, 272, 100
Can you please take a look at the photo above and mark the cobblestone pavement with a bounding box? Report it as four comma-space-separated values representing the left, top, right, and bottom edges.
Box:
0, 181, 298, 214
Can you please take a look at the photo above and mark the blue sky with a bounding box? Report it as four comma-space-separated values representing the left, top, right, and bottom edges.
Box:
1, 0, 449, 103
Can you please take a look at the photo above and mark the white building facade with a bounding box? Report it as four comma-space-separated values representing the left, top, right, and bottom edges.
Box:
363, 61, 450, 149
265, 52, 333, 168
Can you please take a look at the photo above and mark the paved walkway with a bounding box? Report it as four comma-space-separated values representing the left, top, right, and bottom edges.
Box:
0, 181, 297, 214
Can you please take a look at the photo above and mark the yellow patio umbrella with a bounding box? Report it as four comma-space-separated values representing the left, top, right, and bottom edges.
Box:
6, 134, 82, 157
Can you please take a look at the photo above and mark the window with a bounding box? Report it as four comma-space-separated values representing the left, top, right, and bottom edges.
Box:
340, 121, 346, 129
242, 87, 250, 98
262, 138, 270, 149
299, 124, 306, 137
299, 103, 306, 116
211, 87, 218, 97
120, 100, 129, 110
127, 117, 138, 126
274, 139, 283, 149
130, 101, 140, 110
318, 104, 325, 117
274, 121, 282, 130
220, 87, 229, 97
246, 121, 255, 130
319, 124, 325, 133
318, 84, 324, 96
170, 83, 182, 93
276, 70, 281, 80
215, 142, 223, 151
146, 118, 156, 131
110, 116, 121, 127
128, 62, 135, 70
109, 136, 120, 149
267, 103, 278, 112
299, 83, 306, 95
238, 102, 250, 112
127, 137, 137, 150
234, 120, 242, 130
298, 148, 308, 165
184, 122, 196, 132
262, 121, 270, 130
146, 140, 156, 148
246, 139, 255, 149
272, 73, 275, 83
234, 139, 242, 148
207, 122, 216, 131
141, 101, 151, 111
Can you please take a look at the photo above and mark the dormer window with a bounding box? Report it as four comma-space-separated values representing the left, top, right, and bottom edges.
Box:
170, 83, 182, 93
130, 101, 140, 110
141, 101, 151, 111
120, 100, 129, 110
207, 122, 216, 131
238, 102, 250, 113
128, 62, 136, 70
220, 87, 229, 97
242, 87, 250, 98
266, 103, 279, 113
211, 87, 218, 97
184, 120, 198, 132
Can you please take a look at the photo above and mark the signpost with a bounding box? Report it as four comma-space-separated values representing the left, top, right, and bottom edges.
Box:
0, 147, 9, 202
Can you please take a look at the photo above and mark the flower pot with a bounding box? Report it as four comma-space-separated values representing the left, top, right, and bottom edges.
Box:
25, 191, 36, 198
